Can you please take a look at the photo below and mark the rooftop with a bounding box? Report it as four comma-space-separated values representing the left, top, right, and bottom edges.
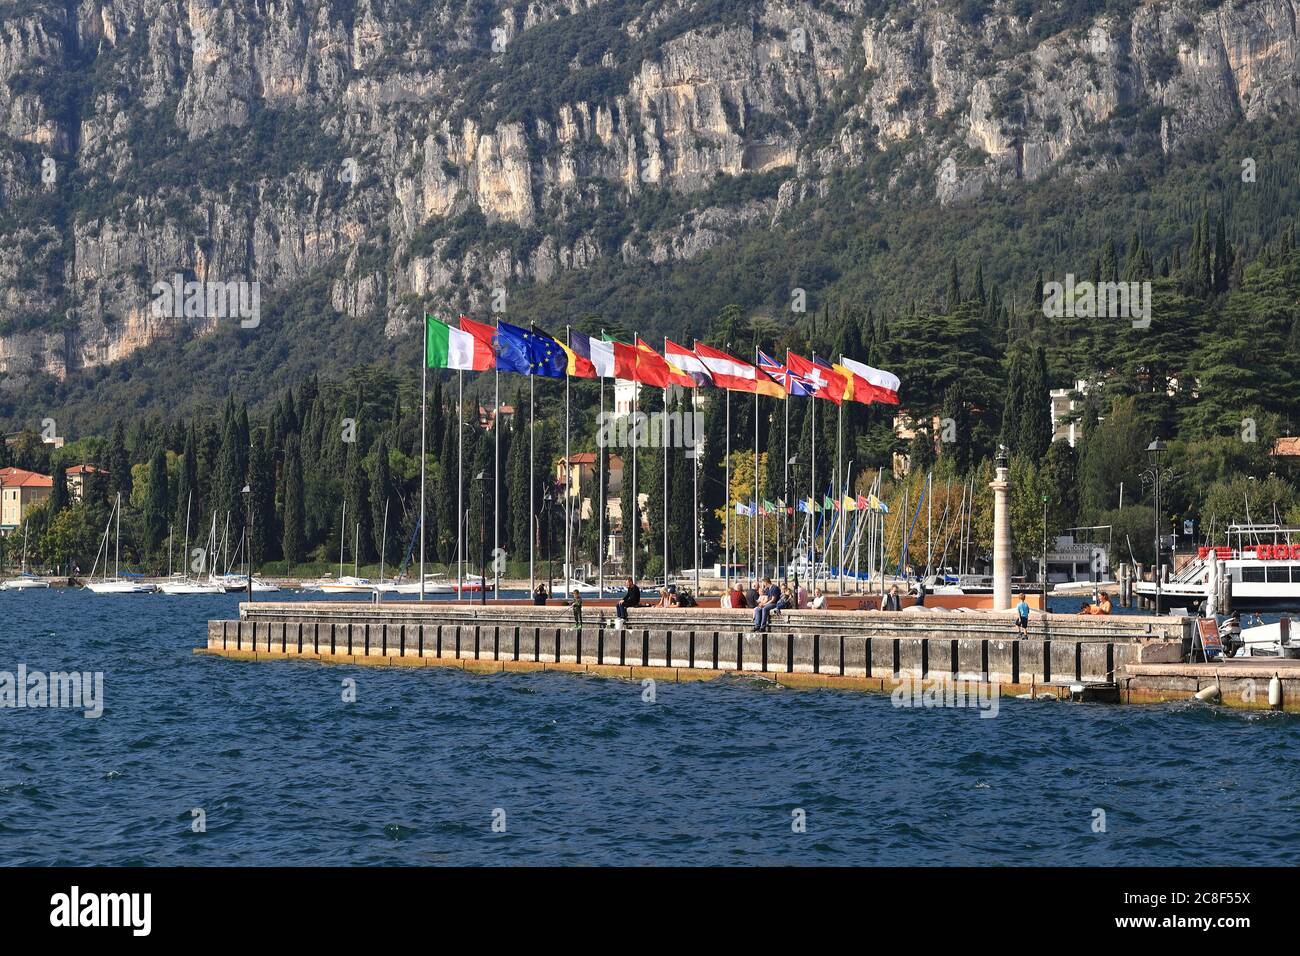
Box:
0, 467, 53, 488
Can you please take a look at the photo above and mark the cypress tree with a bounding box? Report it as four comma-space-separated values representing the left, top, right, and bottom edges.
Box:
370, 432, 394, 565
48, 455, 69, 518
249, 429, 276, 566
343, 439, 372, 565
175, 424, 198, 533
1018, 345, 1053, 461
143, 444, 169, 554
105, 422, 131, 500
281, 437, 305, 570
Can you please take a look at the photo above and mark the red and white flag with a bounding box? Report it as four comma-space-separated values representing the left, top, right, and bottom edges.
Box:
692, 341, 758, 392
664, 338, 711, 387
837, 356, 900, 404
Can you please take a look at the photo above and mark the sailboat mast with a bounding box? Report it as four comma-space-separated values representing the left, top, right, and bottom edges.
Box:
339, 500, 347, 578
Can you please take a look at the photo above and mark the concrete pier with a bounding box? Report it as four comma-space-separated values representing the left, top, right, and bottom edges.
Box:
190, 602, 1300, 712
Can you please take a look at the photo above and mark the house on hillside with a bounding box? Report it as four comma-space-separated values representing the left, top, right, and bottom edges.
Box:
0, 467, 53, 534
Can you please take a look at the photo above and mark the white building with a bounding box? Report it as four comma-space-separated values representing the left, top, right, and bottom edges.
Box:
1049, 379, 1091, 447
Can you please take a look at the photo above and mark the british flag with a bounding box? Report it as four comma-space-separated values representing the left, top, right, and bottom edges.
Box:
757, 350, 815, 396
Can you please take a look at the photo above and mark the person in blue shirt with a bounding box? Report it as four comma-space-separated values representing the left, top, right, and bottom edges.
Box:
1015, 596, 1031, 636
753, 578, 782, 632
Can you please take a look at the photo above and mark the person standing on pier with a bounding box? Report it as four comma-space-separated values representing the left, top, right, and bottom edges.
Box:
883, 585, 902, 611
570, 589, 583, 629
1015, 595, 1031, 637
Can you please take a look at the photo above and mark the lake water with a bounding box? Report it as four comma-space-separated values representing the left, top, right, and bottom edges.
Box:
2, 589, 1297, 866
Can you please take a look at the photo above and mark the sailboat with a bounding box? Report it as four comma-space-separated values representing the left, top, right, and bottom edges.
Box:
85, 493, 157, 594
160, 498, 225, 594
314, 502, 373, 593
1, 522, 49, 589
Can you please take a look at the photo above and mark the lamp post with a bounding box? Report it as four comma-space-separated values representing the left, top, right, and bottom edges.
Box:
475, 470, 490, 606
1041, 492, 1049, 611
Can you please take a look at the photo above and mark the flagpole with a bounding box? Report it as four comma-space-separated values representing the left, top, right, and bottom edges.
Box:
457, 368, 464, 600
529, 371, 535, 596
626, 329, 631, 582
598, 373, 605, 598
926, 470, 933, 580
724, 382, 730, 592
783, 357, 790, 585
419, 332, 427, 602
753, 346, 759, 583
810, 374, 817, 597
662, 379, 668, 591
564, 326, 572, 587
693, 389, 700, 598
493, 365, 500, 600
836, 399, 844, 596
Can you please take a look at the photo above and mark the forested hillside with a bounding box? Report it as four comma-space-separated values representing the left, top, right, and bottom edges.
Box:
2, 0, 1300, 575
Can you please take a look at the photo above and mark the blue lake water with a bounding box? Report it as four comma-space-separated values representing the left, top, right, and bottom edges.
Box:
1, 588, 1297, 866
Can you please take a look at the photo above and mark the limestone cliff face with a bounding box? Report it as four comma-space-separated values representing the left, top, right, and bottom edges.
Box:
1, 0, 1299, 380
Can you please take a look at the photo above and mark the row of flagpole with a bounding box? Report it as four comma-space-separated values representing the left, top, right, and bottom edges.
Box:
417, 316, 899, 600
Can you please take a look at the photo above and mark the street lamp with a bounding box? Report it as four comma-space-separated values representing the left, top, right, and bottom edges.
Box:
1041, 492, 1049, 611
475, 470, 490, 606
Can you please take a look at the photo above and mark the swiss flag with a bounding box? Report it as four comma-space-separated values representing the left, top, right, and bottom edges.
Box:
787, 351, 845, 404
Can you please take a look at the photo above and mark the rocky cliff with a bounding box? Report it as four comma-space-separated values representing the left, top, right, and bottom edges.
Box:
1, 0, 1298, 382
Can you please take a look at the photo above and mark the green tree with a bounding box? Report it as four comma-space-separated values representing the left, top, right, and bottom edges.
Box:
281, 436, 306, 569
142, 445, 169, 554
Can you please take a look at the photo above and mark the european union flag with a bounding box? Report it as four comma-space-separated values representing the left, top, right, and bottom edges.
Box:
494, 321, 534, 374
528, 325, 568, 379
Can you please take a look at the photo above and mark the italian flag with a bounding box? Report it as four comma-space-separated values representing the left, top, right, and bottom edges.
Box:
426, 315, 494, 370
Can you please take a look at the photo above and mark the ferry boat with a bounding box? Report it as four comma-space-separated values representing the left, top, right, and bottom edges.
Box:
1134, 524, 1300, 612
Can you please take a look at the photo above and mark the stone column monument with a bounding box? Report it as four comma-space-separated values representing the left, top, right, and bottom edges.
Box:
990, 445, 1012, 611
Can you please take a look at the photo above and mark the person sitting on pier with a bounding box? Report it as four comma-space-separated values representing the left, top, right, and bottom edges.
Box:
752, 577, 781, 632
1079, 590, 1113, 615
615, 578, 641, 626
810, 589, 827, 610
744, 580, 760, 608
570, 589, 584, 629
727, 582, 747, 608
533, 583, 550, 606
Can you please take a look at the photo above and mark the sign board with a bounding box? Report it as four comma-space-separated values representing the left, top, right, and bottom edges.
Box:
1197, 618, 1223, 660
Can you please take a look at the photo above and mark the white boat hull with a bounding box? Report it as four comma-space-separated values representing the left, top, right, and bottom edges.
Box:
2, 578, 50, 590
86, 580, 157, 594
159, 581, 226, 595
